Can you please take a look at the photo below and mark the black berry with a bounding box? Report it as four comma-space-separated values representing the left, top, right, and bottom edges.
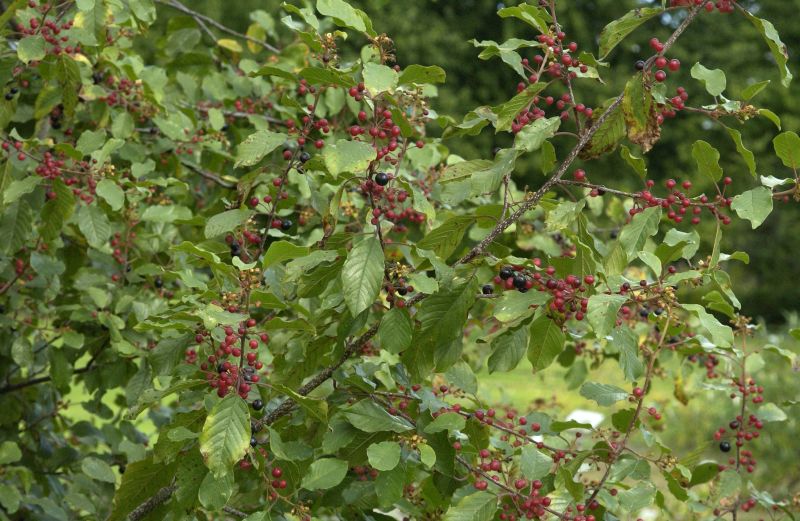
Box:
719, 441, 731, 452
513, 275, 527, 289
499, 266, 514, 280
482, 284, 493, 295
281, 219, 293, 231
154, 276, 163, 288
299, 151, 311, 163
375, 172, 390, 186
252, 399, 264, 411
635, 60, 646, 71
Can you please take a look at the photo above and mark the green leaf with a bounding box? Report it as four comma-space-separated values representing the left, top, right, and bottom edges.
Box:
726, 127, 756, 177
580, 382, 629, 407
514, 117, 560, 152
493, 83, 547, 132
757, 402, 787, 422
743, 10, 792, 88
39, 179, 75, 241
235, 130, 287, 168
108, 456, 177, 521
262, 240, 310, 268
415, 278, 479, 356
367, 441, 401, 471
598, 7, 662, 58
759, 108, 781, 130
581, 98, 626, 159
618, 206, 661, 260
81, 457, 117, 483
424, 412, 466, 433
76, 129, 107, 155
363, 63, 398, 95
773, 131, 800, 169
141, 204, 192, 223
443, 491, 497, 521
17, 35, 46, 63
497, 4, 549, 32
586, 294, 627, 338
730, 187, 773, 229
417, 215, 475, 259
96, 179, 125, 210
613, 326, 644, 381
271, 383, 328, 423
3, 176, 40, 206
488, 325, 528, 373
322, 139, 376, 177
379, 307, 413, 354
419, 444, 436, 468
341, 235, 384, 316
717, 469, 742, 498
316, 0, 366, 32
301, 458, 349, 490
398, 64, 446, 85
0, 442, 22, 465
681, 304, 733, 348
344, 400, 413, 433
527, 314, 564, 372
299, 67, 355, 87
204, 209, 252, 239
689, 461, 720, 486
198, 471, 233, 510
618, 483, 656, 511
77, 205, 111, 248
691, 63, 726, 97
520, 445, 551, 480
620, 145, 647, 178
741, 80, 770, 100
199, 395, 250, 477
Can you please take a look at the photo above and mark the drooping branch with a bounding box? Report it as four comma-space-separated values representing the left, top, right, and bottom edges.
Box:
179, 159, 237, 189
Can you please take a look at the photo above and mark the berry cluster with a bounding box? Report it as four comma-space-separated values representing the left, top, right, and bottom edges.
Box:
14, 3, 79, 58
634, 177, 733, 226
491, 262, 595, 320
191, 320, 269, 399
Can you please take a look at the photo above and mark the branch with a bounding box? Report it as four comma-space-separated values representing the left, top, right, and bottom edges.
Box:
155, 0, 280, 54
0, 349, 101, 395
179, 159, 237, 189
128, 484, 177, 521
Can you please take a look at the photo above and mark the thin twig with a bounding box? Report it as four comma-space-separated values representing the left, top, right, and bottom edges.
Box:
155, 0, 280, 53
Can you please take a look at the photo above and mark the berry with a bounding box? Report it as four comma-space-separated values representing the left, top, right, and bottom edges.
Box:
720, 441, 732, 452
499, 266, 514, 280
668, 59, 681, 71
299, 151, 311, 163
375, 172, 390, 186
252, 399, 264, 410
482, 284, 493, 295
281, 219, 293, 231
635, 60, 646, 71
654, 70, 667, 82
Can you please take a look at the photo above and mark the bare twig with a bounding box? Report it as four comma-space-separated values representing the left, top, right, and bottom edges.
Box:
155, 0, 280, 54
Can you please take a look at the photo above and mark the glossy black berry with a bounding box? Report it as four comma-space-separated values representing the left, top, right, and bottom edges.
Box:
252, 399, 264, 411
217, 363, 227, 374
230, 241, 241, 257
281, 219, 293, 231
375, 172, 390, 186
396, 286, 408, 296
482, 284, 493, 295
299, 151, 311, 163
154, 276, 163, 288
635, 60, 646, 71
499, 266, 514, 280
250, 436, 258, 447
4, 93, 13, 100
719, 441, 731, 452
513, 275, 527, 289
10, 88, 18, 94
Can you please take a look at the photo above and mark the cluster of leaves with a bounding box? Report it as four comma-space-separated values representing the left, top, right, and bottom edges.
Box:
0, 1, 798, 520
